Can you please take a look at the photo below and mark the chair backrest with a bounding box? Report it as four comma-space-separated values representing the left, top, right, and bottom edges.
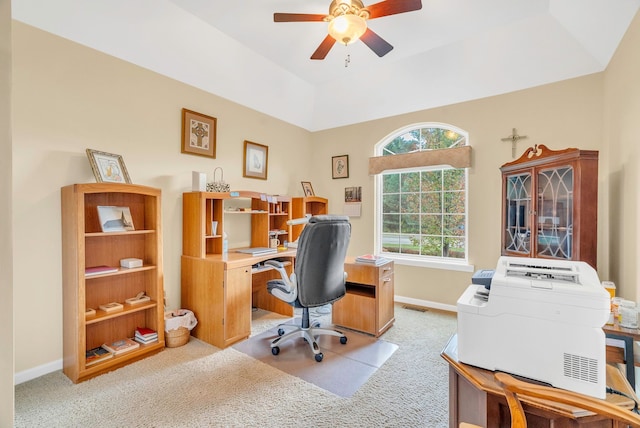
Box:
495, 372, 640, 428
294, 215, 351, 308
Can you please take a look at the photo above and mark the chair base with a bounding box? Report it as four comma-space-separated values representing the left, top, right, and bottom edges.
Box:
271, 321, 347, 362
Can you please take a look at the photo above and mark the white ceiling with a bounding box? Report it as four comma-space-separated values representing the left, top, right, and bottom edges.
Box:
12, 0, 640, 131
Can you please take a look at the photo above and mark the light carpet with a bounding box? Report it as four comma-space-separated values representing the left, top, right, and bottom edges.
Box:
233, 319, 398, 397
15, 304, 457, 427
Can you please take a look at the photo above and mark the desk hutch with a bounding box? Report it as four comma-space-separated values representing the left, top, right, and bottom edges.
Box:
61, 183, 165, 383
181, 191, 327, 348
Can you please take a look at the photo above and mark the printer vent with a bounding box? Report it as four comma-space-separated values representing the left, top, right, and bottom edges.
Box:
563, 353, 599, 384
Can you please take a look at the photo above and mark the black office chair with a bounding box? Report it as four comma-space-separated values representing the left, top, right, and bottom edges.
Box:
265, 215, 351, 362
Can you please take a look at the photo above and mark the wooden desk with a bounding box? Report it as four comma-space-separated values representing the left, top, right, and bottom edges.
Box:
332, 258, 395, 337
603, 321, 640, 390
442, 335, 638, 428
181, 248, 296, 349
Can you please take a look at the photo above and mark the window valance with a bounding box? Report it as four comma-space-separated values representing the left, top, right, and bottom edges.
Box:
368, 145, 472, 175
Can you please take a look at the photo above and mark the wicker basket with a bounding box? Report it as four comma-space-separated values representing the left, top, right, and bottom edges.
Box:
165, 327, 190, 348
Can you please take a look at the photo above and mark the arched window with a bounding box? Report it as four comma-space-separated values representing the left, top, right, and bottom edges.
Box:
374, 123, 470, 269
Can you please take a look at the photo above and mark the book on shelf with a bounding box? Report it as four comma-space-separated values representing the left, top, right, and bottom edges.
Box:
85, 346, 114, 366
134, 327, 158, 345
99, 302, 124, 313
355, 254, 391, 266
85, 265, 119, 276
101, 338, 140, 355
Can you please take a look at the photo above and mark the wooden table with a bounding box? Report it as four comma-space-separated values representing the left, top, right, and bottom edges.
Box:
442, 335, 638, 428
603, 320, 640, 390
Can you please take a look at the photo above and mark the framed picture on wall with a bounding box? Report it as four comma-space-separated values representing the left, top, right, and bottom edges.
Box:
181, 108, 217, 159
86, 149, 132, 184
332, 155, 349, 179
243, 140, 268, 180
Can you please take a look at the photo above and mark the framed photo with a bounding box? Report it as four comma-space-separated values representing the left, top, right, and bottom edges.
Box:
97, 206, 135, 232
86, 149, 131, 184
332, 155, 349, 179
243, 140, 268, 180
181, 108, 217, 159
301, 181, 315, 197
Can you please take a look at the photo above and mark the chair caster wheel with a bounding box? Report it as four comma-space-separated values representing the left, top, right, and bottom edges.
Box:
340, 336, 347, 344
271, 346, 280, 356
278, 328, 285, 336
315, 353, 323, 362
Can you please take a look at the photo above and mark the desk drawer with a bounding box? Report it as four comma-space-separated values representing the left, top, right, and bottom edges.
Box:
333, 287, 376, 334
344, 261, 393, 285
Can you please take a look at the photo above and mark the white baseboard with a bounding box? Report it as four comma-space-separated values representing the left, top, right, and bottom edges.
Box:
394, 295, 457, 313
15, 359, 62, 385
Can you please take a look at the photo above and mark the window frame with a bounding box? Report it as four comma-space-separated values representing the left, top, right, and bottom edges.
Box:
374, 123, 474, 272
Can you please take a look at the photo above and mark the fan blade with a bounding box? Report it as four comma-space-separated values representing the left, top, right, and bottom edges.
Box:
274, 13, 327, 22
311, 35, 337, 60
360, 28, 393, 57
366, 0, 422, 19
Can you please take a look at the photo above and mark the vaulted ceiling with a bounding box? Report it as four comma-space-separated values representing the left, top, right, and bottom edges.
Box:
12, 0, 640, 131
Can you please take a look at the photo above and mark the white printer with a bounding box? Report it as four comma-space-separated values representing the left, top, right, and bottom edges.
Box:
457, 256, 610, 398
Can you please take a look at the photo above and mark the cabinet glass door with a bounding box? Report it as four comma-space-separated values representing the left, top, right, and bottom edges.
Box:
504, 173, 532, 254
536, 166, 573, 260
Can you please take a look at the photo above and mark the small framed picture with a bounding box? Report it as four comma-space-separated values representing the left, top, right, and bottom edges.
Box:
301, 181, 315, 197
97, 206, 135, 232
332, 155, 349, 179
181, 108, 217, 159
86, 149, 131, 184
243, 140, 268, 180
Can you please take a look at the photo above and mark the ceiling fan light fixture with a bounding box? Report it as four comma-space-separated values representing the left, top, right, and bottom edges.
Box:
328, 14, 367, 45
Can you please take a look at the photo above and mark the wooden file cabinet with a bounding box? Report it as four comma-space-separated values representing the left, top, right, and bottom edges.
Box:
332, 258, 395, 337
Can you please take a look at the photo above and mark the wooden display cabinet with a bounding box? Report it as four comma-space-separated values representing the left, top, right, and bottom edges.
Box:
291, 196, 328, 242
333, 258, 395, 337
500, 145, 598, 268
61, 183, 165, 383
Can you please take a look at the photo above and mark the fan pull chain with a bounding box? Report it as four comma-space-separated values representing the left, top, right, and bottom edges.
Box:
345, 54, 351, 68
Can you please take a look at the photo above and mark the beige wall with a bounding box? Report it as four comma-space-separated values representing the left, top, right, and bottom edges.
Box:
603, 10, 640, 302
12, 22, 312, 373
11, 11, 639, 380
1, 0, 14, 423
312, 75, 606, 306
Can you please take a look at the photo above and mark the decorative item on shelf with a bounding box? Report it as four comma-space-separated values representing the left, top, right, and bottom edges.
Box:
301, 181, 315, 196
120, 257, 143, 268
98, 301, 124, 313
97, 206, 135, 232
85, 308, 96, 318
125, 291, 151, 305
206, 167, 230, 192
86, 149, 132, 184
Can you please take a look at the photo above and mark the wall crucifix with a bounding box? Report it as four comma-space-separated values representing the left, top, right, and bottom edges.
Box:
501, 128, 528, 158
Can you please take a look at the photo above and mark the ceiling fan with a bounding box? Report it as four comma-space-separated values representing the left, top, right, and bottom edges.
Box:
274, 0, 422, 60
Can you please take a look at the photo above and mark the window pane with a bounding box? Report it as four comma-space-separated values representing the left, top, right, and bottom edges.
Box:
383, 194, 400, 213
444, 169, 465, 190
421, 236, 442, 256
421, 192, 441, 213
400, 234, 420, 254
401, 172, 420, 192
443, 191, 465, 214
383, 173, 400, 193
421, 170, 442, 192
382, 233, 401, 253
401, 214, 419, 234
383, 214, 400, 233
421, 214, 442, 234
444, 237, 466, 259
444, 214, 465, 236
400, 193, 420, 213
